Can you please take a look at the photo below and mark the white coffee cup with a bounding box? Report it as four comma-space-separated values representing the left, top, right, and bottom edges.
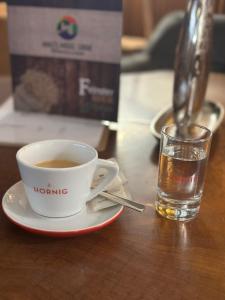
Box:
16, 139, 118, 217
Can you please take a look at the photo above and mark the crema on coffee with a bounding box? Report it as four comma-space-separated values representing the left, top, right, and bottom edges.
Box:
35, 160, 79, 168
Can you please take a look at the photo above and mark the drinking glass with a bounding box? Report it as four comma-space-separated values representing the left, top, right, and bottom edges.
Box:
156, 124, 212, 221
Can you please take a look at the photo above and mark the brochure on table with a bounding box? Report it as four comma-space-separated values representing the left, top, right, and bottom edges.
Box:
4, 0, 122, 148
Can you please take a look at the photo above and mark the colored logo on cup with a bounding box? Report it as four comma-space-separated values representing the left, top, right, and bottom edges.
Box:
57, 16, 78, 40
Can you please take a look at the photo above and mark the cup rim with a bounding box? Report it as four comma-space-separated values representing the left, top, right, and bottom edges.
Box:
16, 139, 98, 171
161, 124, 212, 143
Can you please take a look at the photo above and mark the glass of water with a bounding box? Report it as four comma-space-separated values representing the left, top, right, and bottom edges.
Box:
156, 124, 212, 221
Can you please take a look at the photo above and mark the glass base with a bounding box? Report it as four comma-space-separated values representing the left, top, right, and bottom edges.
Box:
155, 194, 201, 221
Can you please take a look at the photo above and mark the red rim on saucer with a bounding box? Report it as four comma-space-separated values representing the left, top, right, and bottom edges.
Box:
2, 181, 124, 237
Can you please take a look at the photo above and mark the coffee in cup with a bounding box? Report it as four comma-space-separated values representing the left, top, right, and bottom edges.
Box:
35, 160, 80, 168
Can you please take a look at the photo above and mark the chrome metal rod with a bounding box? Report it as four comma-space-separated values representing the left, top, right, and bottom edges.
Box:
173, 0, 214, 129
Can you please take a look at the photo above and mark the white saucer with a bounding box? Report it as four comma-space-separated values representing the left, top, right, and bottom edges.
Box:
2, 181, 124, 237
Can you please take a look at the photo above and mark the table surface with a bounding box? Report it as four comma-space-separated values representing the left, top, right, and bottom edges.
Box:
0, 71, 225, 299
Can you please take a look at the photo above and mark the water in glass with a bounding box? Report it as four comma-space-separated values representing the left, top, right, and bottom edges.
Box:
157, 144, 207, 220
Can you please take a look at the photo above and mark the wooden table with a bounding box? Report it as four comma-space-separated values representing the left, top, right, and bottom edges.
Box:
0, 71, 225, 299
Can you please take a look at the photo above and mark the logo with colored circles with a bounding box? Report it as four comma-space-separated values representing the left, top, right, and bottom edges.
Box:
57, 16, 78, 40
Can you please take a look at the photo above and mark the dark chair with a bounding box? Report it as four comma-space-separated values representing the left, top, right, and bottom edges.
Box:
121, 11, 225, 73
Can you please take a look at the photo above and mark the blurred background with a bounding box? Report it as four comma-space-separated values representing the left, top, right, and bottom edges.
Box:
122, 0, 225, 52
1, 0, 225, 76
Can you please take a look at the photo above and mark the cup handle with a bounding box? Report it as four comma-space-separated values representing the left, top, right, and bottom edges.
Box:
87, 159, 118, 201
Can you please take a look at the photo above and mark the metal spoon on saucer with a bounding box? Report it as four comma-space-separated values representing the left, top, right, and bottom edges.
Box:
100, 191, 145, 212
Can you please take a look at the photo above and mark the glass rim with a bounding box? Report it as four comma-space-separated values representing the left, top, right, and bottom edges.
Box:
161, 124, 212, 143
